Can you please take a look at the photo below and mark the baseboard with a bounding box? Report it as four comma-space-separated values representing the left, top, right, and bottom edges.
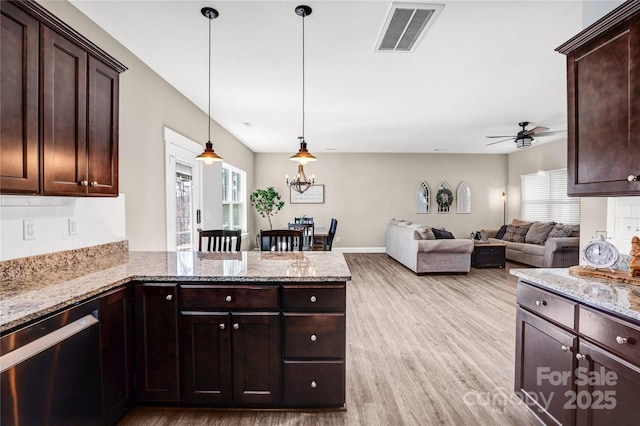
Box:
333, 247, 386, 253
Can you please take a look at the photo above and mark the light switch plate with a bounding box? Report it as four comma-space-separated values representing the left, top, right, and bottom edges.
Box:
68, 217, 79, 236
23, 220, 36, 240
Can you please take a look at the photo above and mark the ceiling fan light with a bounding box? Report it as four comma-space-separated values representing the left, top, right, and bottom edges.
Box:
516, 137, 533, 149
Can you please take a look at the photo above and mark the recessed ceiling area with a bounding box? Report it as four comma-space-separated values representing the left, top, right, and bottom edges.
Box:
68, 1, 583, 154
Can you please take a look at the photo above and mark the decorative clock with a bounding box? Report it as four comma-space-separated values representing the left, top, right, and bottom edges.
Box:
581, 235, 619, 272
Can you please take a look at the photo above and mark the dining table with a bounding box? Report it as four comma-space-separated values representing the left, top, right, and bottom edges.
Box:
314, 226, 329, 251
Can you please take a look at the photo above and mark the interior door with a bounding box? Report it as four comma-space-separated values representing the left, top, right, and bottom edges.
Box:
165, 128, 202, 251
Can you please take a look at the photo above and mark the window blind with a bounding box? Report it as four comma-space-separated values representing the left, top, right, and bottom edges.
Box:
521, 168, 580, 224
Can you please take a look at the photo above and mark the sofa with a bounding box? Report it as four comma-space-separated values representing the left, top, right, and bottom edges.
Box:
481, 220, 580, 268
385, 220, 474, 274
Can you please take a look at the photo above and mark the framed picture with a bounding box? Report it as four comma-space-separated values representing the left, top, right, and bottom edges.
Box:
290, 184, 324, 204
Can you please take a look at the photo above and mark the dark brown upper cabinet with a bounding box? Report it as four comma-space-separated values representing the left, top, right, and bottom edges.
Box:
557, 0, 640, 196
0, 0, 126, 197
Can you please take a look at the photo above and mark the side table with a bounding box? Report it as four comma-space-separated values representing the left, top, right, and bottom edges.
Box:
471, 241, 506, 268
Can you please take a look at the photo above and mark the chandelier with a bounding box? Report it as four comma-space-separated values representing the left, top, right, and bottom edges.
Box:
286, 5, 316, 193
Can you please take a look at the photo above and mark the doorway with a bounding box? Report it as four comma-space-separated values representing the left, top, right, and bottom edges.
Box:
164, 128, 203, 251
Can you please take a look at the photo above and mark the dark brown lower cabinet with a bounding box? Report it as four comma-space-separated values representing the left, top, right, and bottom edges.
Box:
134, 283, 180, 402
99, 286, 134, 425
181, 312, 281, 406
515, 307, 577, 425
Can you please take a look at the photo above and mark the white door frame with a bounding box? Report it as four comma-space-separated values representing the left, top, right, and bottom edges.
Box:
164, 127, 203, 251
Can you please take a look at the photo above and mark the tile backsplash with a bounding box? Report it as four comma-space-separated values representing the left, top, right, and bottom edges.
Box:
607, 196, 640, 255
0, 195, 126, 261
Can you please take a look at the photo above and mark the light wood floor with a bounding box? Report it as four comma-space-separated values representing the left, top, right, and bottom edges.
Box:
119, 253, 539, 426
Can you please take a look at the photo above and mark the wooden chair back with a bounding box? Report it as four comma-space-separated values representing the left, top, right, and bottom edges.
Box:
288, 222, 314, 250
326, 218, 338, 251
294, 216, 314, 224
199, 229, 241, 252
260, 230, 303, 251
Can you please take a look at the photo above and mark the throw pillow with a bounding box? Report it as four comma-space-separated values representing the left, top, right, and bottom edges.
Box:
547, 224, 576, 239
415, 226, 436, 240
502, 224, 532, 243
495, 224, 508, 239
432, 228, 455, 239
525, 222, 556, 244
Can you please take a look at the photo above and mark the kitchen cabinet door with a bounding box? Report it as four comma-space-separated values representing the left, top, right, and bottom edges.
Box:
515, 307, 577, 426
41, 25, 87, 195
99, 286, 134, 424
181, 312, 232, 405
135, 283, 180, 402
0, 2, 39, 194
231, 313, 281, 406
87, 56, 119, 195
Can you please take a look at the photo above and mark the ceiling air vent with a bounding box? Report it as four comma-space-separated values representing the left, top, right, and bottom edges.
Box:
376, 3, 444, 52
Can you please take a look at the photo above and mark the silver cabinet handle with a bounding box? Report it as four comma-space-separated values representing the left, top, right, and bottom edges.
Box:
561, 345, 571, 352
89, 181, 98, 187
310, 380, 317, 388
166, 294, 173, 301
310, 334, 317, 342
310, 295, 317, 303
628, 175, 639, 182
226, 295, 232, 302
576, 353, 587, 361
219, 323, 225, 330
79, 180, 88, 186
535, 300, 547, 307
616, 336, 629, 345
233, 323, 239, 330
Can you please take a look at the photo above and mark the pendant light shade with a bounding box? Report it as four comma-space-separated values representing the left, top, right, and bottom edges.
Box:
196, 7, 223, 164
286, 5, 316, 194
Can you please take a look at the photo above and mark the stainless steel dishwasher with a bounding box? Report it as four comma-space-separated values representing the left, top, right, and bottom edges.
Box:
1, 299, 103, 426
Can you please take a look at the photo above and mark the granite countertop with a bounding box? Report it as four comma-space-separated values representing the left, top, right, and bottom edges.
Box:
0, 251, 351, 333
510, 268, 640, 323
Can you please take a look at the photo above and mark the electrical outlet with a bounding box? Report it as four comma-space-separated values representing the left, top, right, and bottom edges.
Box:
68, 218, 79, 236
335, 236, 341, 242
23, 220, 36, 240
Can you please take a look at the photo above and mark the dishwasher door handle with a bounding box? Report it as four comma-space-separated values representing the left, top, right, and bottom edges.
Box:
0, 313, 99, 373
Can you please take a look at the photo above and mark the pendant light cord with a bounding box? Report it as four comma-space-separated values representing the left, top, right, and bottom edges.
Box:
208, 16, 212, 143
302, 11, 305, 140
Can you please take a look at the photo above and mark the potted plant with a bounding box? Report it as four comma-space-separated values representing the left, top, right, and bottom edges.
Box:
250, 187, 285, 230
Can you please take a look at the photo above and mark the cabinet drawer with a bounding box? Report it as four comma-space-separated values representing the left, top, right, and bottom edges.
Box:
517, 282, 577, 330
578, 305, 640, 365
283, 361, 345, 407
282, 285, 345, 312
283, 314, 345, 359
180, 285, 278, 310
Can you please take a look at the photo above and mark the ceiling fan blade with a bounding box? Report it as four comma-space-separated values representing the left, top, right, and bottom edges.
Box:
524, 126, 550, 136
486, 135, 516, 138
486, 138, 514, 146
533, 130, 566, 137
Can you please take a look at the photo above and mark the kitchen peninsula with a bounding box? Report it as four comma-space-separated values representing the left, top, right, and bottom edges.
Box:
511, 268, 640, 425
0, 244, 351, 425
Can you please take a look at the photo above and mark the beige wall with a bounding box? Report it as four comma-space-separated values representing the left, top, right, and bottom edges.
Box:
507, 139, 568, 222
254, 153, 508, 249
38, 1, 255, 251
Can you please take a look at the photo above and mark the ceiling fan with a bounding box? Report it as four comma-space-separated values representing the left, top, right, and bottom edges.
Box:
486, 122, 565, 149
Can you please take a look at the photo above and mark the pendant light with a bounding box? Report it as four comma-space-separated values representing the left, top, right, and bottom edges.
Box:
286, 5, 316, 194
196, 7, 223, 165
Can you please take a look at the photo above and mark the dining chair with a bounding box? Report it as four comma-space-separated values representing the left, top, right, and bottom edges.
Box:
199, 229, 241, 252
260, 230, 303, 251
294, 216, 314, 224
325, 218, 338, 251
288, 222, 314, 250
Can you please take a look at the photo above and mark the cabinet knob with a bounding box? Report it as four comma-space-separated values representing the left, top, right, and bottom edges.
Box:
79, 180, 89, 186
89, 181, 98, 187
576, 353, 587, 361
165, 294, 173, 301
225, 295, 232, 302
628, 175, 639, 182
233, 323, 239, 330
616, 336, 629, 345
535, 300, 547, 307
561, 345, 571, 352
310, 334, 317, 342
310, 380, 317, 388
310, 295, 317, 303
219, 323, 225, 330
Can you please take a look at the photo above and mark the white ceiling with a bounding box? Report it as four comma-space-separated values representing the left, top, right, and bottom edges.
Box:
69, 0, 584, 154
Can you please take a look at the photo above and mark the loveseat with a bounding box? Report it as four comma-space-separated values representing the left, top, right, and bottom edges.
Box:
481, 220, 580, 268
385, 219, 474, 274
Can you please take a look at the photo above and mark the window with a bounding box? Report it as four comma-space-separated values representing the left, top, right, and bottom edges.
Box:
222, 163, 246, 232
521, 168, 580, 224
